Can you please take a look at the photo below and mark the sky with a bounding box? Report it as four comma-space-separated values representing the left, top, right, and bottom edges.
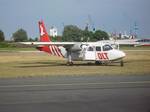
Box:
0, 0, 150, 40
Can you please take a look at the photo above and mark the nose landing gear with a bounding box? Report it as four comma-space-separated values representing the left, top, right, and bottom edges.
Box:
120, 60, 124, 67
95, 60, 124, 67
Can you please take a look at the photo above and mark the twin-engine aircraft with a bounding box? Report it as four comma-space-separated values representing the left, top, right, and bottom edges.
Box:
20, 20, 126, 66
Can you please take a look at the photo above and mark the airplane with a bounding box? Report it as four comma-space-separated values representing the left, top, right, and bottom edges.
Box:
99, 39, 139, 47
100, 38, 150, 47
20, 20, 126, 66
135, 39, 150, 46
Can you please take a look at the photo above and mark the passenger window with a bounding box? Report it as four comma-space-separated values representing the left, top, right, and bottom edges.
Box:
103, 45, 113, 51
96, 46, 101, 51
88, 46, 94, 51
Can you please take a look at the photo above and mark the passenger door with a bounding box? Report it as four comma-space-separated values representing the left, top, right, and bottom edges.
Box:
96, 45, 111, 61
84, 46, 96, 60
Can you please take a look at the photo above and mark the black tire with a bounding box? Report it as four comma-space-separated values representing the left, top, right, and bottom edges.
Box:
67, 62, 73, 66
95, 61, 102, 65
120, 60, 124, 67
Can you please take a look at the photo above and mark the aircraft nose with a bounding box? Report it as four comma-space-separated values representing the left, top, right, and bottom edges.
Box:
121, 51, 126, 57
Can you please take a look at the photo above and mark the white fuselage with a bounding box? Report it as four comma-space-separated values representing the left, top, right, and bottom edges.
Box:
59, 42, 126, 62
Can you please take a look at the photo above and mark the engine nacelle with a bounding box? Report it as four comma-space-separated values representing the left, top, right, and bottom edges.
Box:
71, 43, 82, 51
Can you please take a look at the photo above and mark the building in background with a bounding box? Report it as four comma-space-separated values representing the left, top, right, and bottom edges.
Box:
109, 31, 136, 40
49, 27, 57, 37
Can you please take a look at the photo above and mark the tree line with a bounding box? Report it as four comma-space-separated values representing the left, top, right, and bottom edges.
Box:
62, 25, 109, 42
0, 29, 28, 42
0, 25, 109, 42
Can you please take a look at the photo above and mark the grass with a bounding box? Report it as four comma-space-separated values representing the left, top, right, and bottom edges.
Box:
0, 50, 150, 78
0, 47, 36, 51
120, 46, 150, 50
0, 42, 36, 51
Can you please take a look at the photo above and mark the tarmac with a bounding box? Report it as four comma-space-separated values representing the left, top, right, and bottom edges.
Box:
0, 75, 150, 112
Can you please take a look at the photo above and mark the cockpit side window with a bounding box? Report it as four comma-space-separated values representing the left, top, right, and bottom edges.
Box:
87, 46, 94, 51
96, 46, 101, 51
103, 45, 113, 51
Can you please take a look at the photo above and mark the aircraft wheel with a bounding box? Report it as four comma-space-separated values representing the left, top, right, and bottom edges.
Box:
120, 60, 124, 67
67, 62, 73, 66
95, 61, 102, 65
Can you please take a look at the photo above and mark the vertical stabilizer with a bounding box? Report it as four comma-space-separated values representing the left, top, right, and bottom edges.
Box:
39, 21, 51, 42
37, 20, 64, 57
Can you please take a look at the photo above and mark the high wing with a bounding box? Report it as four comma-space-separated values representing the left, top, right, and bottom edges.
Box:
20, 42, 76, 46
20, 42, 76, 49
19, 42, 94, 49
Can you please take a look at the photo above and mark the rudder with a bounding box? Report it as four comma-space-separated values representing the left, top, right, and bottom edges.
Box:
37, 20, 64, 57
38, 20, 51, 42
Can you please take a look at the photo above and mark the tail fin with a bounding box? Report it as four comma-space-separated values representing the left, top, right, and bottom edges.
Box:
37, 20, 64, 57
39, 20, 51, 42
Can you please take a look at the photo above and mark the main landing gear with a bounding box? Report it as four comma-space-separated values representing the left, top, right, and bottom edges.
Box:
95, 61, 110, 66
67, 61, 73, 66
67, 50, 73, 66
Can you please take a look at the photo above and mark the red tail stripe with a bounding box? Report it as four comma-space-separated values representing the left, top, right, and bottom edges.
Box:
49, 45, 53, 55
54, 46, 61, 57
52, 46, 59, 56
49, 45, 63, 57
57, 47, 63, 57
51, 45, 56, 56
38, 21, 64, 57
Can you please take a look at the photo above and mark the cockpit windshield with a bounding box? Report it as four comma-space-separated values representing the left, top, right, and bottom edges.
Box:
103, 44, 113, 51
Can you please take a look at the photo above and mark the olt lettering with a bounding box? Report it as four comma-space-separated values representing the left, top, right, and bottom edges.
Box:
97, 53, 108, 60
